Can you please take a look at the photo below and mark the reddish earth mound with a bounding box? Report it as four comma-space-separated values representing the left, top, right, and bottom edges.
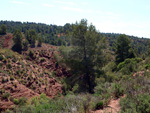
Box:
0, 33, 13, 48
0, 74, 39, 110
23, 43, 70, 77
0, 34, 70, 110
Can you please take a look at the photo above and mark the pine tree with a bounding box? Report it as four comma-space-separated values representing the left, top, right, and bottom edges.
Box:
115, 34, 136, 64
63, 19, 103, 93
12, 29, 23, 53
0, 24, 7, 35
38, 37, 42, 47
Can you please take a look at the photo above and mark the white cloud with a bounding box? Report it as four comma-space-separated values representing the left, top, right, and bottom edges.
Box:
54, 0, 75, 5
43, 4, 55, 7
9, 1, 24, 4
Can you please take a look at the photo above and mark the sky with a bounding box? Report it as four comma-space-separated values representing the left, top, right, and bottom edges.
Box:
0, 0, 150, 38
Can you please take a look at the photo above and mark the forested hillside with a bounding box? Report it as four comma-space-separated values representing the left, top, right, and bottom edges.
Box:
1, 19, 150, 113
1, 20, 149, 56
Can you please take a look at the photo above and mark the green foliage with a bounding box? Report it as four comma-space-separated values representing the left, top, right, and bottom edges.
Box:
62, 19, 104, 93
0, 88, 5, 94
94, 82, 112, 96
121, 93, 150, 113
117, 58, 142, 75
12, 97, 27, 105
12, 29, 23, 53
30, 35, 36, 47
3, 58, 7, 64
10, 94, 102, 113
2, 92, 10, 100
22, 40, 29, 51
2, 77, 8, 83
38, 37, 42, 47
7, 63, 12, 69
10, 76, 14, 81
95, 101, 104, 109
13, 98, 19, 105
0, 54, 4, 60
113, 83, 124, 98
18, 97, 27, 106
25, 29, 37, 47
0, 24, 7, 35
40, 58, 45, 62
28, 50, 35, 59
115, 34, 136, 64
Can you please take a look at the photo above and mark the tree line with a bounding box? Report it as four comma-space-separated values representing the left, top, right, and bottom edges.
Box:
0, 21, 71, 46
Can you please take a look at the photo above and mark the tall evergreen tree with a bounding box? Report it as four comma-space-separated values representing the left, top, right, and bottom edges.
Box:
12, 29, 23, 53
38, 37, 42, 47
0, 24, 7, 35
22, 40, 29, 51
25, 29, 37, 47
115, 34, 136, 64
63, 19, 103, 93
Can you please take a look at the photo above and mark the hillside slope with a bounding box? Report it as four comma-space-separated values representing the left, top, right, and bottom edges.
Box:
0, 35, 69, 110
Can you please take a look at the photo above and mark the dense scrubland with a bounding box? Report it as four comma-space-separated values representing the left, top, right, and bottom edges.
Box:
0, 19, 150, 113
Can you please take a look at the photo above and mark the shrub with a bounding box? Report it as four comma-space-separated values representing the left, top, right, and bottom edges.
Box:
52, 71, 56, 76
121, 93, 150, 113
2, 92, 10, 100
7, 63, 12, 69
10, 96, 14, 102
113, 83, 124, 98
95, 101, 104, 109
10, 94, 101, 113
0, 62, 3, 67
40, 58, 45, 62
2, 77, 8, 83
117, 58, 142, 75
28, 50, 35, 59
0, 88, 5, 94
3, 58, 7, 63
0, 54, 4, 60
18, 97, 27, 106
13, 98, 19, 105
10, 76, 14, 81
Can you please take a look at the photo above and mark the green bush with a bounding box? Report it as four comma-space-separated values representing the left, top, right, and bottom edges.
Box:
2, 77, 9, 83
28, 50, 35, 59
10, 76, 14, 81
0, 54, 4, 60
113, 83, 124, 98
121, 93, 150, 113
40, 58, 45, 62
7, 63, 12, 69
52, 71, 56, 76
9, 94, 102, 113
95, 101, 104, 109
117, 58, 142, 75
0, 62, 3, 67
94, 82, 112, 96
18, 97, 27, 106
0, 88, 5, 94
13, 98, 19, 105
3, 58, 7, 63
10, 97, 14, 102
2, 92, 10, 100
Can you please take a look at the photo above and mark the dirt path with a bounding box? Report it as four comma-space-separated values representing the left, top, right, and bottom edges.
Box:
92, 96, 124, 113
